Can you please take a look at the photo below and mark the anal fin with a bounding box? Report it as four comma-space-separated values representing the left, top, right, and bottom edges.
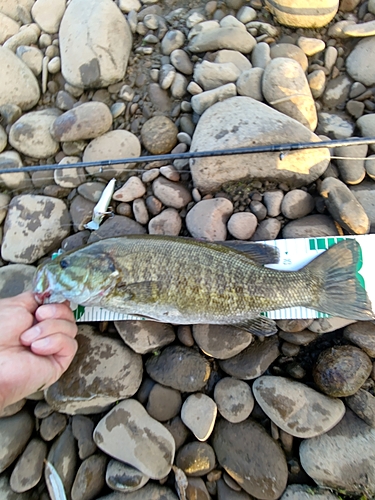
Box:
233, 316, 278, 336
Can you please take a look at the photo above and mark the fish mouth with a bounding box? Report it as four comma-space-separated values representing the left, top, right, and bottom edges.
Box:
34, 289, 52, 305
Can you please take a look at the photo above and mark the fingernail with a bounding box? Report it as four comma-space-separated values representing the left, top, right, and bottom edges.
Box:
32, 337, 50, 349
21, 326, 41, 343
37, 304, 56, 320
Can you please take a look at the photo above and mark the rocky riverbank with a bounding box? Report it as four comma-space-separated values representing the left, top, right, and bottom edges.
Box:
1, 0, 375, 499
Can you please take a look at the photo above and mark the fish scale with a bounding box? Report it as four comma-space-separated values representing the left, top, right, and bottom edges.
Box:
33, 235, 374, 336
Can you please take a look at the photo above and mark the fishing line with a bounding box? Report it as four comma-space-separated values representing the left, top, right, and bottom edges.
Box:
0, 136, 375, 175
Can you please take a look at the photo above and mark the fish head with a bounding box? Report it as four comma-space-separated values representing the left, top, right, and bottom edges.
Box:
33, 250, 120, 306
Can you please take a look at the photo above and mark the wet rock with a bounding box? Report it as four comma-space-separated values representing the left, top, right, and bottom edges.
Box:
194, 60, 241, 91
253, 376, 345, 438
48, 425, 78, 496
192, 324, 252, 359
281, 189, 314, 219
219, 336, 280, 380
148, 207, 182, 236
0, 46, 40, 110
51, 102, 113, 142
217, 478, 252, 499
191, 83, 237, 115
40, 412, 67, 441
94, 398, 175, 480
0, 399, 26, 418
300, 410, 375, 496
213, 418, 288, 499
263, 58, 316, 131
186, 198, 233, 241
152, 177, 192, 209
1, 194, 70, 264
71, 454, 107, 500
115, 320, 175, 354
106, 459, 149, 492
60, 0, 132, 88
84, 130, 141, 180
45, 325, 143, 414
320, 177, 370, 234
214, 377, 254, 423
346, 388, 375, 427
0, 410, 34, 473
145, 345, 211, 393
313, 345, 372, 397
346, 36, 375, 86
334, 143, 367, 184
9, 108, 61, 159
10, 438, 47, 493
227, 212, 258, 239
113, 176, 146, 202
88, 215, 146, 243
265, 0, 339, 28
141, 116, 178, 155
147, 384, 182, 422
0, 264, 36, 299
188, 27, 256, 54
343, 321, 375, 357
176, 441, 216, 476
181, 393, 217, 441
72, 415, 97, 460
190, 97, 329, 194
282, 214, 338, 238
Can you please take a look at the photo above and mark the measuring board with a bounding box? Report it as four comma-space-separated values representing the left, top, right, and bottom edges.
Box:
72, 234, 375, 322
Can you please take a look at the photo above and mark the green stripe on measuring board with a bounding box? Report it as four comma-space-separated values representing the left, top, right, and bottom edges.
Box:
72, 234, 375, 322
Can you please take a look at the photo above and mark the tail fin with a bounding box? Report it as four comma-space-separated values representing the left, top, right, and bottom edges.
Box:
305, 239, 374, 321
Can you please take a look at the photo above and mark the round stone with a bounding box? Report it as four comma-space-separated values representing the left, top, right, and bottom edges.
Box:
192, 324, 252, 360
114, 320, 175, 355
147, 384, 182, 422
113, 176, 146, 202
141, 116, 178, 154
186, 198, 234, 241
281, 189, 315, 219
227, 212, 258, 240
0, 264, 36, 299
181, 393, 217, 441
313, 345, 373, 397
71, 454, 107, 500
343, 321, 375, 357
214, 377, 254, 423
152, 177, 192, 209
106, 459, 149, 493
175, 441, 216, 476
148, 208, 182, 236
9, 438, 47, 493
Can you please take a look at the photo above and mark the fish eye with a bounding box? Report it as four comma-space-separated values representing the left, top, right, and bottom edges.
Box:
60, 259, 69, 269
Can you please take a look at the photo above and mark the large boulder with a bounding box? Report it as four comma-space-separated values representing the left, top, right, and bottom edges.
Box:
189, 97, 330, 194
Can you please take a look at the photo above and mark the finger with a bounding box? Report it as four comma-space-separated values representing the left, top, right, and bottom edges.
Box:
35, 302, 76, 323
31, 335, 78, 373
0, 291, 38, 314
20, 318, 78, 346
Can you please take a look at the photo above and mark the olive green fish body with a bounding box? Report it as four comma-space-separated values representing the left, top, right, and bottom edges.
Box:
33, 236, 374, 334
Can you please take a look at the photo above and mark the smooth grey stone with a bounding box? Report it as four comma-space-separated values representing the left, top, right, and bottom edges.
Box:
280, 484, 340, 499
39, 412, 67, 441
281, 189, 314, 219
88, 215, 146, 243
350, 180, 375, 232
0, 264, 36, 299
0, 410, 34, 473
282, 214, 339, 238
346, 388, 375, 428
10, 438, 47, 493
115, 321, 175, 354
217, 478, 252, 499
250, 218, 281, 241
334, 143, 367, 184
71, 454, 107, 500
236, 67, 264, 101
175, 441, 216, 476
47, 425, 78, 496
106, 459, 149, 492
163, 416, 189, 451
322, 75, 352, 108
72, 415, 97, 460
214, 377, 254, 423
192, 324, 252, 359
97, 483, 178, 499
147, 383, 182, 422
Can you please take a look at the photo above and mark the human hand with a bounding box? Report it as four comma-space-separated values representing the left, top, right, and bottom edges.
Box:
0, 291, 78, 411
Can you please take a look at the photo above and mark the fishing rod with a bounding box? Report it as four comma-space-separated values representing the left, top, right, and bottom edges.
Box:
0, 136, 374, 175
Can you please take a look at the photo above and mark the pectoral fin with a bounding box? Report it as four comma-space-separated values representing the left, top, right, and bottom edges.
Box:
117, 281, 162, 304
233, 316, 278, 336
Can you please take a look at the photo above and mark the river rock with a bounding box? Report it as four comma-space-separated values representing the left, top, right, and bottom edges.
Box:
236, 67, 264, 100
357, 114, 375, 152
345, 388, 375, 427
59, 0, 132, 88
71, 454, 107, 500
0, 410, 34, 473
215, 49, 252, 72
322, 75, 352, 109
219, 336, 280, 380
175, 441, 216, 476
152, 176, 192, 209
346, 36, 375, 86
3, 22, 39, 51
281, 189, 314, 219
113, 176, 146, 202
9, 438, 47, 493
308, 69, 326, 99
308, 317, 356, 334
161, 29, 185, 55
146, 384, 182, 422
9, 109, 61, 159
313, 345, 372, 397
115, 320, 175, 354
88, 215, 146, 242
334, 143, 367, 184
31, 0, 66, 33
190, 97, 329, 194
282, 214, 338, 238
55, 157, 86, 189
148, 208, 182, 235
98, 483, 178, 499
0, 264, 36, 298
281, 485, 341, 500
343, 321, 375, 358
94, 398, 175, 479
213, 418, 288, 499
106, 459, 149, 493
192, 324, 252, 359
194, 60, 241, 90
214, 377, 254, 423
48, 426, 78, 495
45, 325, 143, 414
300, 410, 375, 496
0, 12, 19, 44
145, 345, 211, 393
320, 177, 370, 234
0, 151, 29, 190
51, 102, 113, 141
141, 116, 178, 154
170, 49, 193, 75
263, 58, 317, 131
227, 212, 258, 239
191, 83, 237, 115
1, 194, 70, 264
318, 111, 354, 139
84, 130, 141, 180
253, 376, 345, 438
40, 412, 67, 441
16, 45, 43, 76
265, 0, 339, 28
270, 43, 308, 72
297, 37, 326, 56
181, 393, 217, 441
188, 27, 256, 54
0, 46, 40, 110
72, 415, 97, 460
186, 198, 233, 240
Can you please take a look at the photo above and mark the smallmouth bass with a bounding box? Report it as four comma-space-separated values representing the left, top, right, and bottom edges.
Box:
33, 236, 374, 336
